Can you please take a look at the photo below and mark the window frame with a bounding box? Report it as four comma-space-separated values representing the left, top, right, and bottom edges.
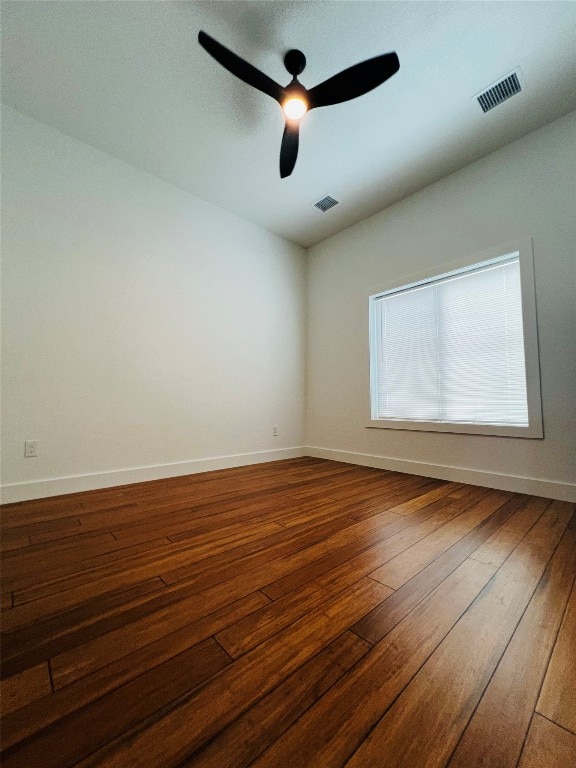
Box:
366, 239, 543, 438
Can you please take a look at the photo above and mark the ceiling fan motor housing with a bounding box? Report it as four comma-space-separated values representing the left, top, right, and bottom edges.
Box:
284, 49, 306, 77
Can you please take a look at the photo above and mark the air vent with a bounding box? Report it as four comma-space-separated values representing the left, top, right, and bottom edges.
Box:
477, 71, 522, 113
314, 195, 339, 212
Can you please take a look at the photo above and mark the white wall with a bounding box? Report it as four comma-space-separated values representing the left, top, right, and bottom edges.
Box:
306, 111, 576, 501
1, 106, 306, 501
3, 107, 575, 503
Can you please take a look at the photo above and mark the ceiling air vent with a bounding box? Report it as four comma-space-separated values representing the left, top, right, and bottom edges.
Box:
477, 71, 522, 113
314, 195, 339, 212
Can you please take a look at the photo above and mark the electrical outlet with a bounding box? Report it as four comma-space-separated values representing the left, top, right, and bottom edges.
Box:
272, 425, 278, 437
24, 441, 39, 458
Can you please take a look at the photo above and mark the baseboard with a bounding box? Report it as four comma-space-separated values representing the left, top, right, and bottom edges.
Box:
305, 446, 576, 502
0, 447, 306, 503
4, 445, 573, 504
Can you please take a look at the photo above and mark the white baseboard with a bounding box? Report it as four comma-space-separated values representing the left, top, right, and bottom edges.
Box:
0, 447, 306, 503
3, 445, 574, 504
305, 446, 576, 502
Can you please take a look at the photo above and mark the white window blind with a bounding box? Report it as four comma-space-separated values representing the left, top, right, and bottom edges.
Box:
371, 254, 529, 426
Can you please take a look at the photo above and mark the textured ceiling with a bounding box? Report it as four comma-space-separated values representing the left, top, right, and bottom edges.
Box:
2, 1, 576, 247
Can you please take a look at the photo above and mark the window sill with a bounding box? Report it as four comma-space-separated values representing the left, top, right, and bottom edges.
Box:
366, 418, 544, 438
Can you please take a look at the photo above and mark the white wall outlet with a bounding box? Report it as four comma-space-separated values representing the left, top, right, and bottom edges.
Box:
272, 425, 278, 437
24, 440, 39, 458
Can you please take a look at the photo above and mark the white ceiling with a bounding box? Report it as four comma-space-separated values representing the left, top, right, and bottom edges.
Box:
2, 1, 576, 248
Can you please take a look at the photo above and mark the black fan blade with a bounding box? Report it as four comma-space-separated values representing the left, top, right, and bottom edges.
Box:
307, 52, 399, 109
198, 31, 284, 103
280, 120, 299, 178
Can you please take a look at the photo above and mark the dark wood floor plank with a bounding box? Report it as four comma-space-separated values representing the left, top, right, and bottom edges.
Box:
1, 533, 115, 567
12, 521, 283, 606
341, 478, 444, 520
248, 558, 496, 768
3, 517, 81, 541
341, 500, 573, 768
7, 520, 380, 679
444, 486, 492, 507
11, 519, 282, 603
216, 567, 393, 658
49, 582, 270, 688
2, 521, 290, 629
48, 552, 385, 688
290, 473, 433, 504
0, 459, 336, 527
369, 489, 514, 588
3, 537, 172, 593
28, 525, 101, 546
469, 494, 549, 567
0, 578, 167, 679
128, 468, 389, 527
0, 663, 52, 717
159, 516, 375, 588
448, 484, 482, 499
262, 503, 463, 601
180, 632, 371, 768
75, 489, 294, 534
9, 510, 396, 660
1, 459, 572, 768
161, 506, 441, 594
352, 493, 525, 645
378, 481, 463, 515
323, 472, 437, 500
147, 516, 352, 593
536, 577, 576, 735
3, 534, 116, 577
1, 592, 270, 750
517, 713, 576, 768
1, 638, 231, 768
527, 500, 575, 549
0, 536, 31, 554
0, 501, 85, 527
70, 578, 392, 768
448, 528, 576, 768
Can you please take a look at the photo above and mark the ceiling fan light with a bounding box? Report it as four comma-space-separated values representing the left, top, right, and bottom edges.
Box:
283, 97, 307, 120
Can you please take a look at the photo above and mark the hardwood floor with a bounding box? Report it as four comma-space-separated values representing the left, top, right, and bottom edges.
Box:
1, 457, 574, 768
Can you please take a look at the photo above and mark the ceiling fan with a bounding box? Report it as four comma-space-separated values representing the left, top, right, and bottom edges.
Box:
198, 31, 400, 178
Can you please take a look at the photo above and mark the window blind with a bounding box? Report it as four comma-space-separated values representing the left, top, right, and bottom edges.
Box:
372, 255, 529, 426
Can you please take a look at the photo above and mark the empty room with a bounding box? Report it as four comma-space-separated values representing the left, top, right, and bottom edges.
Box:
1, 2, 575, 767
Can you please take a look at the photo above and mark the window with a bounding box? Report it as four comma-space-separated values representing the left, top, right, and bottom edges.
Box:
368, 241, 543, 437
